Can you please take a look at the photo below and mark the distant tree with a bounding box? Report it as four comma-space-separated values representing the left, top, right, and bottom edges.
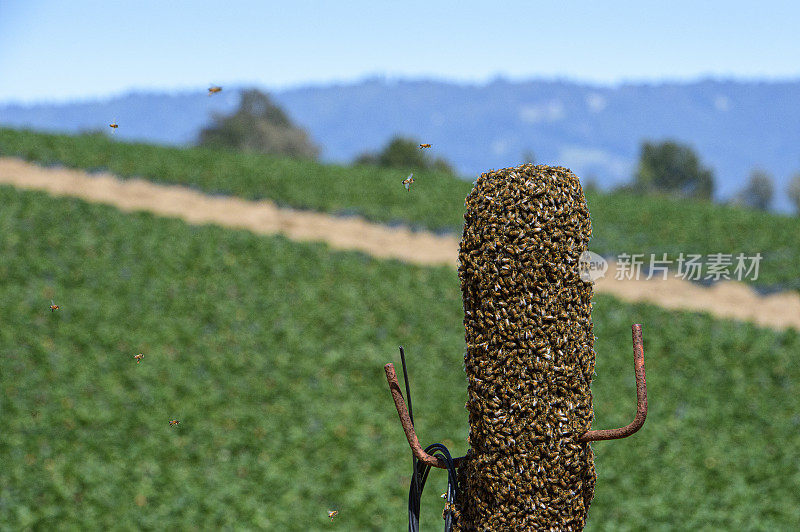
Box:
522, 149, 536, 165
633, 140, 714, 200
581, 175, 599, 194
735, 168, 774, 210
377, 137, 428, 169
354, 136, 455, 175
353, 152, 380, 166
788, 172, 800, 215
198, 89, 319, 159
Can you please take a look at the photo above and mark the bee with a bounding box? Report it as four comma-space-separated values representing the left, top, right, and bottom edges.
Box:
208, 85, 222, 96
442, 501, 454, 519
419, 143, 432, 149
327, 510, 338, 521
133, 353, 144, 364
402, 173, 415, 192
109, 120, 118, 130
49, 300, 60, 312
169, 419, 180, 426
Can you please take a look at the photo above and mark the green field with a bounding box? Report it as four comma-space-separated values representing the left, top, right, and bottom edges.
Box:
1, 186, 798, 530
1, 127, 799, 292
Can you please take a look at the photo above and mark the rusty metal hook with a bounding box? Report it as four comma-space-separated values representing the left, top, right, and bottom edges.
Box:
578, 324, 648, 442
385, 324, 647, 466
384, 363, 467, 469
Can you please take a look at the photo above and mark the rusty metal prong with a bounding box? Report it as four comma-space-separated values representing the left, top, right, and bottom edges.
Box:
384, 363, 466, 469
579, 323, 648, 443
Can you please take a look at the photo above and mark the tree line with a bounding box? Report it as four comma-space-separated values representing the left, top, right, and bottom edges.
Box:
627, 140, 800, 213
197, 89, 800, 214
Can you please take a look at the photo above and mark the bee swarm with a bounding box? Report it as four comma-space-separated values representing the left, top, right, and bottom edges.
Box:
454, 164, 596, 530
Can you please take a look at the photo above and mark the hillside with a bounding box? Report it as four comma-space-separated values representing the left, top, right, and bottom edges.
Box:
1, 186, 799, 529
2, 77, 800, 209
2, 128, 799, 293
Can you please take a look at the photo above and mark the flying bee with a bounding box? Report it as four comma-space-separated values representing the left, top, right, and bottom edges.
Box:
49, 300, 60, 312
419, 143, 432, 149
133, 353, 144, 364
327, 510, 338, 521
169, 419, 180, 426
208, 85, 222, 96
402, 173, 415, 191
109, 119, 118, 130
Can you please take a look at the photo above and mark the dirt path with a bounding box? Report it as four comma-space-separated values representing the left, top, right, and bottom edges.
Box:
2, 156, 798, 331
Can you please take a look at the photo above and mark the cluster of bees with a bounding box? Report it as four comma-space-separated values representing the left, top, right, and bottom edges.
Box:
453, 164, 596, 530
108, 85, 223, 131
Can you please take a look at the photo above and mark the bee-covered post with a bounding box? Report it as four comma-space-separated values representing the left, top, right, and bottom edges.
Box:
455, 164, 598, 530
382, 163, 648, 530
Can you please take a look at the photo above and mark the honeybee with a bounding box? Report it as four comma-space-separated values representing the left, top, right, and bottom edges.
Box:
169, 419, 180, 426
133, 353, 144, 364
208, 85, 222, 95
49, 300, 60, 312
402, 173, 415, 191
419, 143, 432, 149
328, 510, 338, 521
109, 120, 118, 130
442, 501, 454, 519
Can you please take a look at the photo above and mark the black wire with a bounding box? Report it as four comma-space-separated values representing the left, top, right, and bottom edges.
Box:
399, 347, 459, 532
400, 347, 421, 532
411, 444, 458, 532
399, 347, 414, 425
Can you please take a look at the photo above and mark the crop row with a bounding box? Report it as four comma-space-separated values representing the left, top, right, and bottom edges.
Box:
2, 128, 798, 292
1, 186, 798, 529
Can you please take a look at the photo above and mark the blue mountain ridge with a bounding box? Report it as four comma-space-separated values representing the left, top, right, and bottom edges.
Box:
1, 76, 798, 211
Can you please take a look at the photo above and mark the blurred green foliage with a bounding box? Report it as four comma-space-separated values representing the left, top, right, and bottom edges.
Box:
1, 128, 799, 291
198, 89, 319, 160
1, 186, 799, 529
354, 136, 455, 175
0, 128, 463, 233
631, 140, 715, 200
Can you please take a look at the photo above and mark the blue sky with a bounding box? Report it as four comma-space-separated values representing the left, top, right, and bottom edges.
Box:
1, 1, 799, 103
